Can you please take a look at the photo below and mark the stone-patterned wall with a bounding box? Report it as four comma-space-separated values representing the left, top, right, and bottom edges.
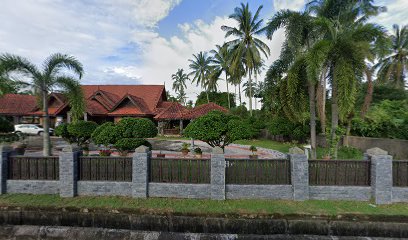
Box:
7, 180, 59, 194
77, 181, 132, 197
226, 185, 292, 199
309, 186, 371, 201
148, 183, 210, 199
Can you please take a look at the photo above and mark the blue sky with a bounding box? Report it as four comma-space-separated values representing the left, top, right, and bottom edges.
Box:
0, 0, 406, 105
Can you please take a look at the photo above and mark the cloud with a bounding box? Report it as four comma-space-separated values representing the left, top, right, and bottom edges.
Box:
372, 0, 408, 30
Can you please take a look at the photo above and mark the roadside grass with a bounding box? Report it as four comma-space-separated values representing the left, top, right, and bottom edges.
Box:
234, 139, 363, 160
1, 194, 408, 217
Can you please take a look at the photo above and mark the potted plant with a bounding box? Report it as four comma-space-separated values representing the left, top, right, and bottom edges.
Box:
194, 147, 202, 158
249, 145, 258, 159
157, 151, 165, 158
13, 133, 27, 155
82, 144, 90, 156
99, 149, 112, 156
181, 143, 190, 156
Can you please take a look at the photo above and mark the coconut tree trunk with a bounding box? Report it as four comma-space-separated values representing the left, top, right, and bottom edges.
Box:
206, 89, 210, 103
317, 68, 327, 135
361, 67, 373, 118
225, 72, 231, 109
42, 89, 51, 156
248, 70, 253, 116
238, 83, 242, 106
308, 83, 317, 159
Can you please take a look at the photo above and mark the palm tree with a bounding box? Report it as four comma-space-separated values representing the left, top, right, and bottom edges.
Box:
188, 52, 213, 103
222, 2, 270, 116
171, 68, 189, 105
375, 24, 408, 89
210, 44, 233, 108
0, 53, 85, 156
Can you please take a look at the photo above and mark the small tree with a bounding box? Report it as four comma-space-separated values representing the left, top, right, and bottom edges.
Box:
54, 123, 75, 144
66, 120, 98, 147
92, 125, 119, 147
115, 118, 157, 139
184, 111, 251, 149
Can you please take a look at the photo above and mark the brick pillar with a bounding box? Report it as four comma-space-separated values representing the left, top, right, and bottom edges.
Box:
368, 147, 393, 204
59, 145, 80, 197
289, 147, 309, 201
211, 147, 225, 200
0, 145, 13, 194
132, 145, 151, 198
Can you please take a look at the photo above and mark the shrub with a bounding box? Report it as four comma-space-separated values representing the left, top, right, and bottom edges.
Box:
184, 111, 251, 149
114, 138, 151, 153
66, 121, 98, 147
194, 147, 202, 154
92, 122, 115, 144
0, 117, 14, 133
267, 117, 309, 142
92, 125, 119, 147
54, 123, 76, 143
0, 133, 19, 143
116, 118, 157, 139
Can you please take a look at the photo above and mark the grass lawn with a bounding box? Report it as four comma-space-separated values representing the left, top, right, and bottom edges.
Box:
235, 139, 363, 160
1, 194, 408, 218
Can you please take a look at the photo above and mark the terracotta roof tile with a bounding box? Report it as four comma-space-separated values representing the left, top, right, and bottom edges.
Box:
184, 102, 228, 119
0, 94, 37, 115
154, 102, 189, 120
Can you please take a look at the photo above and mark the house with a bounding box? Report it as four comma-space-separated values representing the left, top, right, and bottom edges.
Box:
0, 85, 228, 135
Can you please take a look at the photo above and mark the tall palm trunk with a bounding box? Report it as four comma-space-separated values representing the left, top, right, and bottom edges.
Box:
331, 81, 339, 159
317, 68, 327, 135
42, 89, 51, 156
361, 67, 373, 118
206, 89, 210, 103
225, 72, 231, 109
248, 70, 253, 116
238, 83, 242, 105
254, 74, 258, 110
308, 83, 317, 159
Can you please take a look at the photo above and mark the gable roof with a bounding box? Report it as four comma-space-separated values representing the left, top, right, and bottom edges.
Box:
183, 102, 228, 119
82, 85, 165, 115
0, 94, 37, 116
154, 102, 189, 120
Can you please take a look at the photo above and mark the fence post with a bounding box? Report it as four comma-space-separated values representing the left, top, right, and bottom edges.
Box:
59, 145, 80, 197
368, 147, 392, 204
0, 145, 13, 194
289, 147, 309, 201
132, 145, 151, 198
211, 147, 225, 200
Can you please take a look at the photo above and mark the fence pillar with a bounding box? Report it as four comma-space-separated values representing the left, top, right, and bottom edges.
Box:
132, 146, 151, 198
289, 147, 309, 201
211, 147, 225, 200
0, 145, 13, 194
368, 147, 393, 204
59, 145, 80, 197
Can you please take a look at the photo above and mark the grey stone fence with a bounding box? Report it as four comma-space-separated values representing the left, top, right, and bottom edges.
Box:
0, 144, 406, 204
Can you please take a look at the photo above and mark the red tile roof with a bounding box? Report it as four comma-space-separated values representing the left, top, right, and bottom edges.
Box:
0, 94, 37, 116
154, 102, 189, 120
184, 102, 228, 119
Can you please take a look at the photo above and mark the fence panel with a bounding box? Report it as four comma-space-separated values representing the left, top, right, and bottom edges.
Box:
8, 156, 59, 180
309, 160, 371, 186
225, 159, 291, 185
150, 158, 210, 183
78, 156, 132, 182
393, 160, 408, 187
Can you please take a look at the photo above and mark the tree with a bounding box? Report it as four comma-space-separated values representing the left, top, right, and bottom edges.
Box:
0, 53, 84, 156
55, 121, 98, 147
210, 44, 233, 108
376, 24, 408, 89
195, 91, 235, 108
184, 111, 251, 150
171, 68, 189, 105
189, 52, 213, 103
222, 3, 270, 116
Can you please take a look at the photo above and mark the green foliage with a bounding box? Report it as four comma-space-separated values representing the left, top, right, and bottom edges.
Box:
352, 100, 408, 139
194, 147, 202, 154
195, 91, 236, 109
91, 122, 114, 142
116, 118, 157, 139
92, 125, 119, 146
184, 111, 251, 149
249, 145, 257, 153
0, 133, 19, 143
230, 105, 249, 118
66, 121, 98, 147
181, 143, 190, 151
355, 84, 408, 110
54, 123, 75, 144
0, 117, 14, 133
114, 138, 151, 153
267, 116, 310, 142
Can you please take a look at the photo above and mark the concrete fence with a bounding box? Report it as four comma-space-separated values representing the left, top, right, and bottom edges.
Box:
0, 144, 406, 204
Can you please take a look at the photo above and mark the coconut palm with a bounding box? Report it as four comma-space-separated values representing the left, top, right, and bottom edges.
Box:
171, 68, 189, 105
0, 53, 84, 156
188, 52, 213, 103
375, 24, 408, 89
210, 44, 233, 108
222, 2, 270, 116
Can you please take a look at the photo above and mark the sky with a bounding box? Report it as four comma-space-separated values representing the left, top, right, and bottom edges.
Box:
0, 0, 407, 107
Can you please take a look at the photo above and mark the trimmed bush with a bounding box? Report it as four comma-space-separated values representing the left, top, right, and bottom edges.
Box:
55, 123, 75, 143
114, 138, 151, 153
116, 118, 157, 139
67, 120, 98, 147
184, 111, 251, 149
92, 125, 119, 146
0, 117, 14, 133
